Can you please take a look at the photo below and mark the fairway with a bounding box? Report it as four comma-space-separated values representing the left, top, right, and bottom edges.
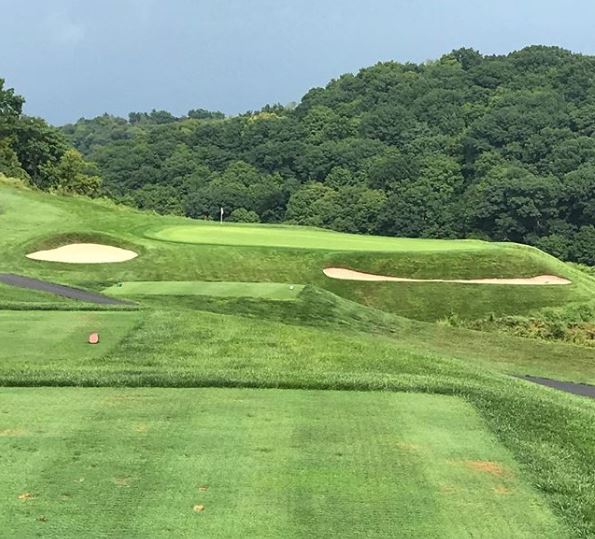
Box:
0, 311, 140, 362
104, 281, 304, 300
0, 388, 564, 538
148, 224, 494, 252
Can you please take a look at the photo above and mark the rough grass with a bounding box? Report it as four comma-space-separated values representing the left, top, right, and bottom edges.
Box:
0, 388, 566, 538
2, 184, 593, 321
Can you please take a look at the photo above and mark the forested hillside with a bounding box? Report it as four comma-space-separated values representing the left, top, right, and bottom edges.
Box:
0, 80, 100, 195
3, 46, 595, 263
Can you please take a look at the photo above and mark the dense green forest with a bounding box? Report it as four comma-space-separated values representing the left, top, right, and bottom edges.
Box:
0, 80, 100, 195
2, 46, 595, 263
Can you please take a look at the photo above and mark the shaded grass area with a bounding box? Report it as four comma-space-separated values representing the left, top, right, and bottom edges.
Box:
0, 388, 566, 538
104, 281, 304, 301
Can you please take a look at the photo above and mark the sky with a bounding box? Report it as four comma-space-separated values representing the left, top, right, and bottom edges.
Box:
2, 0, 595, 125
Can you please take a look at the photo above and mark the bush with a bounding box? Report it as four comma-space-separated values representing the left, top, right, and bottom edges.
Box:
228, 208, 260, 223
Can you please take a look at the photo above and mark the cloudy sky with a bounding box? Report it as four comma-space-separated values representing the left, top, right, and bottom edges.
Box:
2, 0, 595, 124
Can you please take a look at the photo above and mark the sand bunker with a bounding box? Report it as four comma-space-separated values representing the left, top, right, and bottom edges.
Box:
26, 243, 138, 264
323, 268, 571, 285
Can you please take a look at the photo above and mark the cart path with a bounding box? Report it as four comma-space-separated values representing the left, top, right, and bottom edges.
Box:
0, 273, 133, 306
521, 375, 595, 399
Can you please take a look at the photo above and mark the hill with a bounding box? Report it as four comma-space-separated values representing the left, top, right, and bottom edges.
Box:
1, 181, 595, 535
58, 45, 595, 264
2, 182, 595, 535
2, 181, 593, 323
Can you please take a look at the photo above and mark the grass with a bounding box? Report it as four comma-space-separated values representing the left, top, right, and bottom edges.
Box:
104, 281, 304, 301
2, 183, 593, 320
2, 180, 595, 535
148, 223, 494, 252
0, 311, 141, 363
0, 282, 75, 305
0, 387, 566, 538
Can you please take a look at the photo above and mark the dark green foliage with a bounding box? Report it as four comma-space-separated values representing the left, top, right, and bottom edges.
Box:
28, 47, 595, 262
445, 299, 595, 347
0, 78, 100, 193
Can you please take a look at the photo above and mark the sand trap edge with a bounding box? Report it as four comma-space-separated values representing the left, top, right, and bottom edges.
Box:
323, 268, 571, 285
26, 243, 138, 264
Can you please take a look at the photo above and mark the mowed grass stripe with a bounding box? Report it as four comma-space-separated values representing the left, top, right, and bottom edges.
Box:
0, 388, 565, 538
104, 281, 304, 301
0, 311, 140, 362
149, 224, 493, 252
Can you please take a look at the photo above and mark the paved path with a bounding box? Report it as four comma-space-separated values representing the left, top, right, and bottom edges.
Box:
522, 375, 595, 399
0, 273, 132, 306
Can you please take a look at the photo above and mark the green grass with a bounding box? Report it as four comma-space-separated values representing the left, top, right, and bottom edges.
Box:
1, 306, 594, 388
2, 184, 593, 320
0, 282, 75, 305
0, 387, 566, 538
0, 311, 140, 362
104, 281, 304, 300
148, 223, 494, 252
3, 180, 595, 536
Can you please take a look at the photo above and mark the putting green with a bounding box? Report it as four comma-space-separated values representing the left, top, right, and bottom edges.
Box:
148, 224, 494, 252
0, 388, 564, 537
104, 281, 304, 300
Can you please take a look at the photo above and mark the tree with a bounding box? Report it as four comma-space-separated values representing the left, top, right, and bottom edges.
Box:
464, 166, 560, 242
39, 148, 102, 195
0, 79, 24, 132
187, 108, 225, 120
228, 208, 260, 223
11, 116, 69, 186
51, 45, 595, 262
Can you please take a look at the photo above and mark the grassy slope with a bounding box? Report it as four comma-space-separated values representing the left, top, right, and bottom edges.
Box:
1, 183, 593, 321
0, 388, 564, 538
2, 181, 595, 535
93, 285, 595, 384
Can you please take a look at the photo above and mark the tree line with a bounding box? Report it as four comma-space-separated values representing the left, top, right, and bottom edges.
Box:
2, 46, 594, 263
0, 80, 100, 195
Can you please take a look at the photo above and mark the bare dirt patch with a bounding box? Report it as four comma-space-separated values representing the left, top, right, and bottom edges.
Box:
464, 460, 507, 476
26, 243, 137, 264
323, 268, 571, 285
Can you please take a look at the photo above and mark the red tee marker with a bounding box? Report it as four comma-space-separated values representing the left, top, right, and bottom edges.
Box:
88, 332, 100, 345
